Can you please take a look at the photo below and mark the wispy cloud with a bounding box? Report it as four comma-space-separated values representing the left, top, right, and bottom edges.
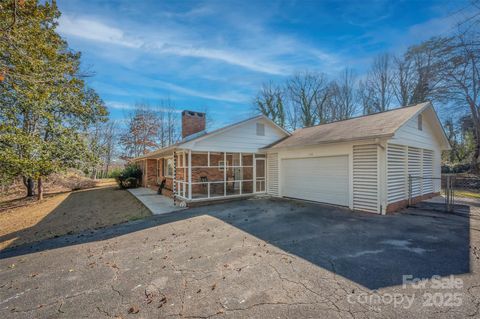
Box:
106, 101, 135, 110
58, 14, 339, 76
58, 15, 142, 48
150, 80, 250, 103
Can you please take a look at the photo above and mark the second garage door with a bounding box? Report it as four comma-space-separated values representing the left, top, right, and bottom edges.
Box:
281, 156, 349, 206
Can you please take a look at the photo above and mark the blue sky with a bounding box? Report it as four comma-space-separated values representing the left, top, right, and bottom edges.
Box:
57, 0, 470, 129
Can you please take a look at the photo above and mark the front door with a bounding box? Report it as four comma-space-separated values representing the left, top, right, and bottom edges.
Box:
255, 158, 266, 192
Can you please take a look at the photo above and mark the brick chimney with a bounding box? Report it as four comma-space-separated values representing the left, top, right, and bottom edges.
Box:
182, 110, 206, 139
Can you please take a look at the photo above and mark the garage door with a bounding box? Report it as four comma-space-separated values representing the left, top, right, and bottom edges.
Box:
281, 156, 349, 206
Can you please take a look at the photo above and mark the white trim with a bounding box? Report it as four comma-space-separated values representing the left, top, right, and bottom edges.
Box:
188, 150, 192, 200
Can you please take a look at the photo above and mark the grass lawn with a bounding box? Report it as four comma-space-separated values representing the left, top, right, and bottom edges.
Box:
0, 182, 151, 250
454, 190, 480, 199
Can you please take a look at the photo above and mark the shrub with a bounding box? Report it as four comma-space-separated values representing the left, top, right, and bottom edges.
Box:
116, 164, 142, 189
124, 177, 139, 188
442, 163, 471, 174
108, 168, 122, 179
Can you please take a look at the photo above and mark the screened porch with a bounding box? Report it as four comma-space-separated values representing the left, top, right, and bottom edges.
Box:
173, 151, 266, 201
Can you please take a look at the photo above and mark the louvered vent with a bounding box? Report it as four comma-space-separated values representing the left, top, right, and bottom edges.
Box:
387, 144, 407, 204
267, 153, 279, 196
422, 149, 434, 193
353, 144, 379, 213
408, 147, 422, 197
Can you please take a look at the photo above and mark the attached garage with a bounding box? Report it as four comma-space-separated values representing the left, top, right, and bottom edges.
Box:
265, 102, 451, 214
281, 156, 349, 206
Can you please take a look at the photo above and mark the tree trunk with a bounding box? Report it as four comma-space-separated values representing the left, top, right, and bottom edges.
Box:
23, 176, 35, 197
37, 177, 43, 201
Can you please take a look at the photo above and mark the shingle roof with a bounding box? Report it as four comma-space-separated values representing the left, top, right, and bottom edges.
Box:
133, 114, 289, 161
265, 102, 431, 149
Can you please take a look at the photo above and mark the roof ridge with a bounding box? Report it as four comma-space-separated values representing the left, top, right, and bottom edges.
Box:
297, 102, 429, 131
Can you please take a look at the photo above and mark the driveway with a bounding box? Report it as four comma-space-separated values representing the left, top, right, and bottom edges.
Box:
1, 198, 479, 318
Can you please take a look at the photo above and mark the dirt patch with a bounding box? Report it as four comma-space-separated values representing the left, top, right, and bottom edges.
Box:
0, 186, 151, 250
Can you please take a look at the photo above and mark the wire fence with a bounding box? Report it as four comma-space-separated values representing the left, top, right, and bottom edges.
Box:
408, 174, 480, 213
408, 175, 455, 212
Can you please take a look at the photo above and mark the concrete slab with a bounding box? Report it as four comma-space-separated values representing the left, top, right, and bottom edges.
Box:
128, 187, 184, 215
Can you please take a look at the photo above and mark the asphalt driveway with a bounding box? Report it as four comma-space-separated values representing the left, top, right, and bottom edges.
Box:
1, 198, 479, 318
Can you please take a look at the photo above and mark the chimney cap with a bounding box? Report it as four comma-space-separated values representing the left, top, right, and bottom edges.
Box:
182, 110, 205, 117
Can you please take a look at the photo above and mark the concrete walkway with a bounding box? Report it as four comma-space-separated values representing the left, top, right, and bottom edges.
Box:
128, 187, 185, 215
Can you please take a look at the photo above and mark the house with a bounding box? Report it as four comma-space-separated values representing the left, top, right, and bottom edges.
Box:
133, 102, 450, 214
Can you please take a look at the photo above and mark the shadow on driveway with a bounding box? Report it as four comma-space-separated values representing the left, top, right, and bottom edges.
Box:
0, 198, 471, 290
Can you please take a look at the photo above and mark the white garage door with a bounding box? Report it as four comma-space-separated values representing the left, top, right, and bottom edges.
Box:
281, 156, 349, 206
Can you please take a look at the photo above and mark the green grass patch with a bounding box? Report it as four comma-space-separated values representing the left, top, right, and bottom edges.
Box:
454, 190, 480, 199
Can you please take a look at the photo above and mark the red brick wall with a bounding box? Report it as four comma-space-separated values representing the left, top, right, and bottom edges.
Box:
386, 192, 440, 213
182, 111, 206, 139
146, 159, 158, 187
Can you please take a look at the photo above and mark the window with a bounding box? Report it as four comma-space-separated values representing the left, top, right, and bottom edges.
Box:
218, 160, 228, 171
256, 123, 265, 136
163, 158, 174, 177
418, 114, 423, 131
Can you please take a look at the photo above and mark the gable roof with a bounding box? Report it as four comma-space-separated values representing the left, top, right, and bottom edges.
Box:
265, 102, 450, 150
133, 114, 290, 161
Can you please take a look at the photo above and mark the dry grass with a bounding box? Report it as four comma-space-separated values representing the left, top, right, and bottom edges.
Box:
0, 183, 151, 250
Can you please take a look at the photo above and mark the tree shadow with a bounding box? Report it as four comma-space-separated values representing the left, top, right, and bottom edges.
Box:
0, 186, 151, 251
0, 198, 471, 290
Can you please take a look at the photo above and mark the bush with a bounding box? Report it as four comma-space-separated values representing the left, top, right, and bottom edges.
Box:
442, 163, 471, 174
124, 177, 139, 188
108, 168, 122, 179
116, 164, 142, 189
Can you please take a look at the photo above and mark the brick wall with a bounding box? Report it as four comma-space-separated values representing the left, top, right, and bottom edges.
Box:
182, 111, 206, 139
386, 192, 440, 213
145, 159, 158, 188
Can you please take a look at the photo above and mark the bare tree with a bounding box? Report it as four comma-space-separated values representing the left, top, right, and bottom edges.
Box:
392, 55, 416, 106
286, 71, 330, 128
330, 68, 357, 120
101, 121, 117, 175
359, 53, 394, 114
434, 29, 480, 170
120, 103, 161, 159
357, 79, 376, 114
155, 99, 181, 147
253, 82, 286, 127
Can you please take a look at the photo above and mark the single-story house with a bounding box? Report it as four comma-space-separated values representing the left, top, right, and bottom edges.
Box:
133, 102, 450, 214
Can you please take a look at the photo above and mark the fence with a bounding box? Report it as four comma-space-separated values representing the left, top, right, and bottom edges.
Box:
408, 175, 455, 212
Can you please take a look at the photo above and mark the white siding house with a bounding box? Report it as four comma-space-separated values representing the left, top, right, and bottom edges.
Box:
264, 102, 450, 214
134, 102, 449, 214
180, 117, 286, 153
133, 113, 290, 204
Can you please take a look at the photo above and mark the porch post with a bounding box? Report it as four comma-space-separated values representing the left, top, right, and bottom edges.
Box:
188, 150, 192, 200
239, 152, 242, 195
144, 159, 148, 187
173, 150, 177, 205
253, 153, 256, 193
224, 152, 227, 197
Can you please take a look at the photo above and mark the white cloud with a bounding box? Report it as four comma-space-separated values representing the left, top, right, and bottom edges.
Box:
106, 101, 135, 110
149, 80, 249, 103
58, 15, 142, 48
58, 14, 338, 76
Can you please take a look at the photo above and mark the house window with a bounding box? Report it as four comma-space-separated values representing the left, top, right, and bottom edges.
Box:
218, 160, 228, 171
164, 158, 174, 177
256, 123, 265, 136
418, 114, 423, 131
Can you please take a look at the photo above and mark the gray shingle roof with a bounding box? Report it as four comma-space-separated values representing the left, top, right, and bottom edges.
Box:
265, 102, 431, 149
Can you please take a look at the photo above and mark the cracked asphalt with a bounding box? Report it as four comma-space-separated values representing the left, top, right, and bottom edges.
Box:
1, 198, 479, 318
